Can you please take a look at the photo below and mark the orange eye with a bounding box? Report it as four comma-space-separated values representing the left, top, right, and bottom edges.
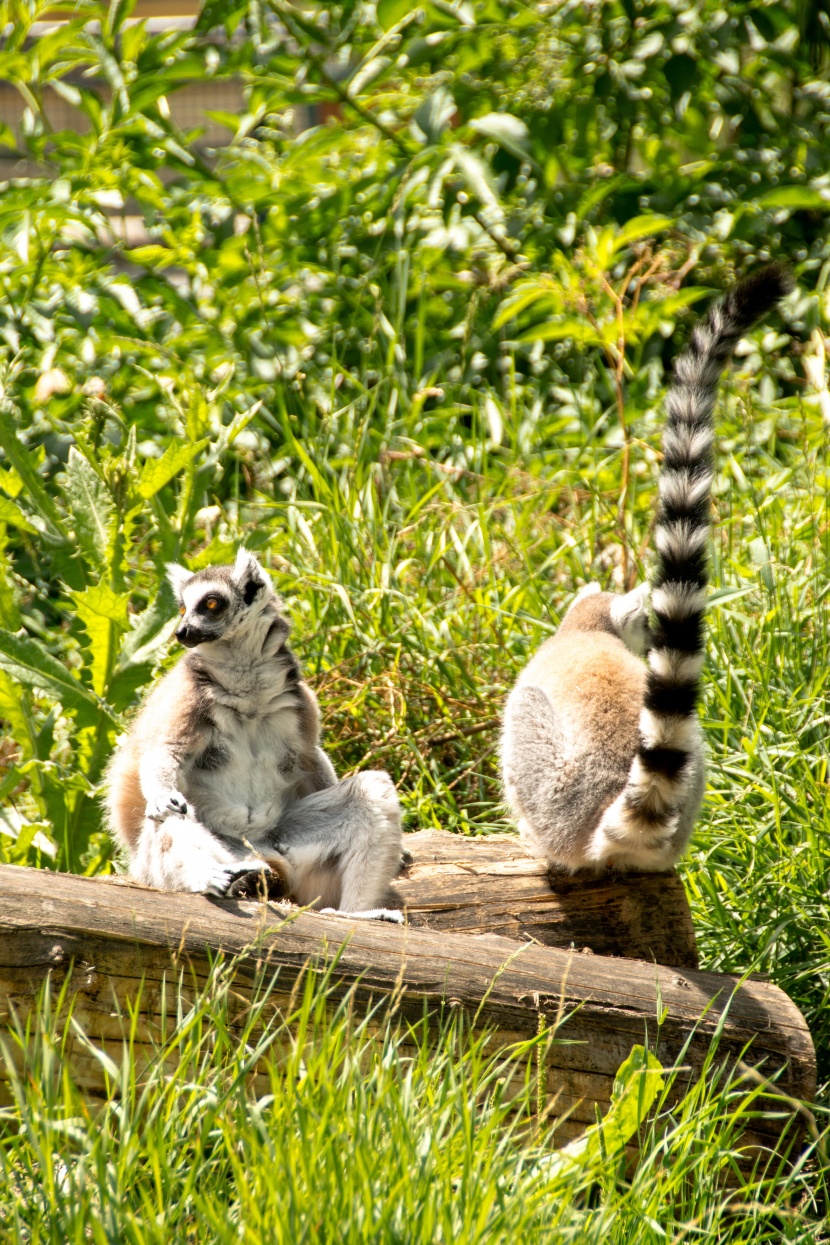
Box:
179, 605, 185, 616
206, 598, 217, 611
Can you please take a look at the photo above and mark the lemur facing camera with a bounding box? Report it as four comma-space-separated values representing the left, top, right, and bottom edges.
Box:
105, 549, 403, 920
500, 264, 792, 873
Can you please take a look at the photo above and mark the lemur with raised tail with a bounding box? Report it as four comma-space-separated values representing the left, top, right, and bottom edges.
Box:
500, 265, 792, 871
105, 549, 403, 919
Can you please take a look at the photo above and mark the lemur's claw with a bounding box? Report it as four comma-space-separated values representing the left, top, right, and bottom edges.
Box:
212, 861, 288, 901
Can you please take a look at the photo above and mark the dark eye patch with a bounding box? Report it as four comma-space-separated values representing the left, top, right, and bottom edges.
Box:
198, 595, 227, 616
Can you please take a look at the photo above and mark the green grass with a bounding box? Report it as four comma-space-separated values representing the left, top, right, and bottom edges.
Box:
3, 372, 828, 1240
1, 955, 827, 1244
0, 0, 829, 1235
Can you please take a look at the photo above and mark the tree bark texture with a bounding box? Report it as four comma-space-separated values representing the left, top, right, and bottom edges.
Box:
394, 831, 699, 967
0, 856, 815, 1156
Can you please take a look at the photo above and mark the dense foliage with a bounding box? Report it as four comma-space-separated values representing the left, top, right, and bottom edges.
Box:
0, 0, 828, 1233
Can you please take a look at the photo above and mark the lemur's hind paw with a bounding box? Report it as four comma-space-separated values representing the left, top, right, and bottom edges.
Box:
207, 861, 286, 900
320, 906, 404, 924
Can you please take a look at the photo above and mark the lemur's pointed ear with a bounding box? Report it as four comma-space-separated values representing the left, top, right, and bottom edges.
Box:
232, 547, 262, 584
166, 562, 194, 600
232, 547, 271, 604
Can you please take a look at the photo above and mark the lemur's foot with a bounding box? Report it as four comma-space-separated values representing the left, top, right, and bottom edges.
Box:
320, 907, 404, 924
207, 861, 287, 900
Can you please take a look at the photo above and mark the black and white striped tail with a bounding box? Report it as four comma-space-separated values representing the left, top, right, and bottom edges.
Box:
613, 265, 792, 845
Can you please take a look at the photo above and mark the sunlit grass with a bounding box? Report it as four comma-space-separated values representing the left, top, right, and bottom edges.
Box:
1, 958, 827, 1243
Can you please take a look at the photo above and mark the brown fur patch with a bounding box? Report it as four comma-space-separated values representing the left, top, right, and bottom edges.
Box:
521, 630, 645, 771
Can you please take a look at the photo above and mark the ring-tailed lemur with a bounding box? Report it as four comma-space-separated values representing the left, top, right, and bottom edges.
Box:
500, 264, 792, 872
105, 549, 403, 919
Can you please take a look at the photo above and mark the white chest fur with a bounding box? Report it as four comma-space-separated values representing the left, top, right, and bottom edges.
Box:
180, 645, 306, 839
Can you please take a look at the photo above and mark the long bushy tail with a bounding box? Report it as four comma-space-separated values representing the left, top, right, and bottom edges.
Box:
611, 265, 793, 850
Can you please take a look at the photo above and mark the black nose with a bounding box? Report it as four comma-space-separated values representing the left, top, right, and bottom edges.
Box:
175, 624, 202, 648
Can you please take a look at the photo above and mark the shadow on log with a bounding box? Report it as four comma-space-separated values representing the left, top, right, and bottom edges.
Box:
394, 831, 699, 967
0, 854, 816, 1157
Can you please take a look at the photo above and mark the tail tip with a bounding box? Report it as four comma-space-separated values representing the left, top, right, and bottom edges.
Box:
732, 261, 795, 322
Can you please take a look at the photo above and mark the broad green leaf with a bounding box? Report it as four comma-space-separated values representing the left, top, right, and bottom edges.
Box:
0, 404, 66, 534
118, 580, 177, 666
494, 283, 559, 329
0, 668, 33, 756
600, 1046, 665, 1155
413, 88, 456, 144
376, 0, 421, 29
187, 535, 235, 571
0, 804, 56, 858
0, 464, 24, 499
195, 0, 253, 35
0, 556, 21, 632
124, 244, 173, 268
107, 662, 155, 713
538, 1046, 664, 1176
469, 112, 529, 160
0, 495, 37, 533
611, 213, 674, 255
755, 187, 830, 211
0, 627, 109, 720
518, 318, 603, 345
73, 582, 130, 629
623, 288, 711, 340
214, 402, 263, 454
64, 447, 114, 565
72, 582, 131, 697
138, 438, 209, 500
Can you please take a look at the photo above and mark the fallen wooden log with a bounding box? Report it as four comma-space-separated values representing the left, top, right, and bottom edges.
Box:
0, 859, 815, 1156
394, 831, 699, 967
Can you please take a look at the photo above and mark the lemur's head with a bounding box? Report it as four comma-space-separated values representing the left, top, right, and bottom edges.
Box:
167, 548, 281, 648
559, 581, 651, 656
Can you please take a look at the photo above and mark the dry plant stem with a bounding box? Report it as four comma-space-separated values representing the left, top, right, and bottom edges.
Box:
599, 273, 631, 586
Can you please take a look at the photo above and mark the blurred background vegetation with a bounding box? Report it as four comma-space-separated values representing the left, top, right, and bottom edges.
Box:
0, 0, 827, 1092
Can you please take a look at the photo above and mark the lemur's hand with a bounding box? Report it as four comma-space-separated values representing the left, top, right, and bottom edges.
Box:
146, 790, 190, 822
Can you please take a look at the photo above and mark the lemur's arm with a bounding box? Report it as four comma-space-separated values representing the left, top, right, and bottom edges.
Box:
292, 746, 337, 798
138, 744, 191, 821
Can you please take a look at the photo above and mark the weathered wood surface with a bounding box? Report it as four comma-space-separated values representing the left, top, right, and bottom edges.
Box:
0, 861, 815, 1153
394, 831, 699, 967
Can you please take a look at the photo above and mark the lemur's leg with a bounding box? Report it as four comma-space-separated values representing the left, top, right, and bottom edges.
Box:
130, 813, 287, 898
259, 771, 404, 922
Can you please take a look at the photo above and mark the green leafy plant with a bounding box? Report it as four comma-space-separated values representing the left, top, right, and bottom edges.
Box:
0, 1, 827, 1230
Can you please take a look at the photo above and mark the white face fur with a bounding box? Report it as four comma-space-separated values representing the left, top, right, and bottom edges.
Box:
167, 549, 277, 648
